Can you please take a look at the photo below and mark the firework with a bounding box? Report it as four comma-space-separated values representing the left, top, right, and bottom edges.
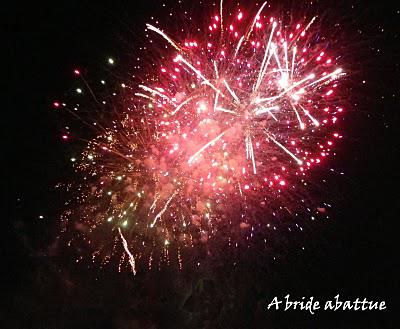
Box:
57, 1, 346, 273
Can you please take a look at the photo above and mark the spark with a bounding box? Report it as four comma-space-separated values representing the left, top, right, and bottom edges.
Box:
118, 228, 136, 275
245, 133, 257, 174
216, 106, 236, 114
234, 36, 245, 57
267, 133, 303, 165
299, 104, 320, 127
223, 79, 240, 103
254, 22, 278, 91
176, 55, 223, 94
255, 74, 316, 104
290, 102, 306, 130
138, 85, 176, 105
188, 131, 227, 164
171, 96, 195, 115
291, 46, 297, 79
151, 191, 177, 227
254, 106, 279, 120
146, 24, 182, 51
245, 1, 268, 41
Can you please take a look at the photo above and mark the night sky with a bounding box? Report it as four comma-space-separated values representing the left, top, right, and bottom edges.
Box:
4, 0, 399, 328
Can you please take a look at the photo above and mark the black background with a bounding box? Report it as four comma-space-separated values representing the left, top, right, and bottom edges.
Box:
3, 0, 399, 328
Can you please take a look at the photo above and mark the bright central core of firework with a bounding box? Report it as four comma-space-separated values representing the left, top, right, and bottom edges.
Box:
63, 2, 345, 273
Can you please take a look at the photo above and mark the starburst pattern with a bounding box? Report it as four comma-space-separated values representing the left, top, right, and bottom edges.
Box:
57, 1, 346, 273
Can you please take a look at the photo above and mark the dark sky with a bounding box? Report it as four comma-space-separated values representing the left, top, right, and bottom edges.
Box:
3, 1, 399, 328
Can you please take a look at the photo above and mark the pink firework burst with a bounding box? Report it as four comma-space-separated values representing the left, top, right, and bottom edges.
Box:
59, 1, 346, 273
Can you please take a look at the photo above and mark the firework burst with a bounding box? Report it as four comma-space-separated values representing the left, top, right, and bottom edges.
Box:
57, 1, 346, 273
